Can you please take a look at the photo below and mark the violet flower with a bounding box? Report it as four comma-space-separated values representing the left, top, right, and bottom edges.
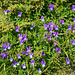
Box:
41, 51, 45, 56
53, 41, 57, 46
10, 57, 13, 62
72, 29, 75, 33
18, 11, 22, 17
53, 32, 59, 38
44, 33, 47, 38
59, 19, 64, 25
54, 25, 58, 30
73, 23, 75, 28
21, 63, 26, 69
49, 21, 53, 27
40, 59, 44, 63
49, 4, 55, 11
21, 51, 28, 56
4, 10, 10, 15
0, 52, 8, 59
7, 43, 11, 50
46, 34, 52, 40
43, 24, 49, 30
68, 25, 71, 30
37, 34, 39, 37
16, 61, 19, 66
12, 61, 17, 68
23, 34, 27, 41
66, 58, 70, 64
29, 53, 34, 58
26, 46, 31, 52
31, 59, 35, 66
66, 31, 68, 33
70, 40, 75, 45
73, 18, 75, 22
37, 68, 41, 73
72, 5, 75, 11
30, 24, 35, 29
18, 34, 22, 40
25, 50, 28, 56
40, 59, 45, 67
41, 16, 45, 21
15, 26, 19, 32
2, 42, 7, 51
49, 28, 53, 33
20, 39, 24, 45
17, 53, 21, 59
74, 72, 75, 74
69, 68, 71, 71
56, 48, 61, 54
21, 51, 26, 55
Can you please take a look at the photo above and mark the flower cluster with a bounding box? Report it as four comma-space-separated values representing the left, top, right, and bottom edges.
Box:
18, 33, 27, 45
0, 52, 8, 59
2, 42, 11, 51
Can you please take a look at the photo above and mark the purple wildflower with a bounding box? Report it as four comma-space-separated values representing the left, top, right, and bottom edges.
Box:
16, 61, 19, 66
49, 21, 53, 27
7, 43, 11, 50
73, 18, 75, 22
30, 24, 35, 29
72, 5, 75, 11
40, 59, 44, 63
25, 50, 28, 56
66, 31, 68, 33
73, 23, 75, 28
53, 32, 59, 38
26, 46, 31, 52
59, 19, 64, 25
41, 16, 45, 21
41, 51, 45, 56
46, 34, 52, 40
21, 50, 28, 56
10, 57, 13, 62
53, 49, 55, 52
21, 63, 26, 69
18, 34, 22, 40
49, 4, 55, 11
69, 68, 71, 71
12, 61, 17, 68
43, 24, 49, 30
66, 58, 70, 64
68, 25, 71, 30
15, 26, 19, 32
37, 34, 39, 37
72, 29, 75, 33
53, 41, 57, 46
49, 28, 53, 33
20, 39, 24, 45
40, 59, 45, 67
29, 53, 34, 58
37, 68, 41, 73
44, 33, 47, 38
18, 11, 22, 17
21, 51, 26, 55
0, 52, 8, 59
17, 53, 21, 59
70, 40, 75, 45
2, 42, 7, 51
4, 10, 10, 15
54, 25, 58, 30
56, 48, 61, 54
31, 59, 35, 66
23, 34, 27, 41
74, 72, 75, 74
